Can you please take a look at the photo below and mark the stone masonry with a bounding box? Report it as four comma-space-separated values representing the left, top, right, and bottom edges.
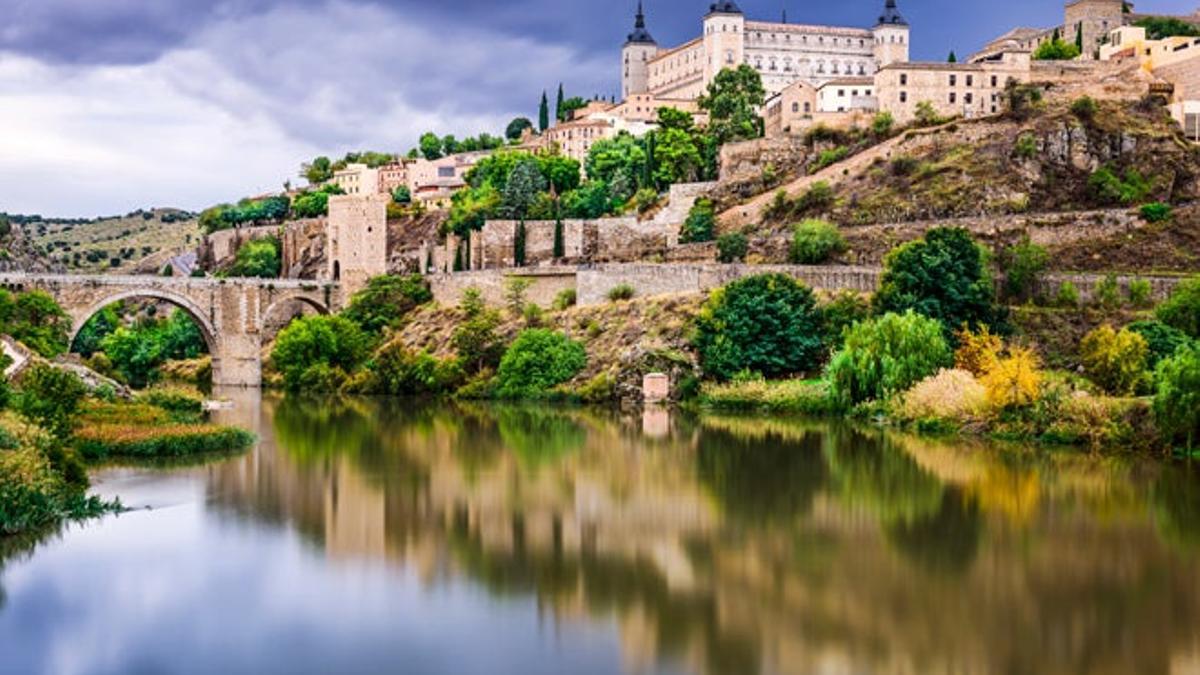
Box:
0, 274, 340, 387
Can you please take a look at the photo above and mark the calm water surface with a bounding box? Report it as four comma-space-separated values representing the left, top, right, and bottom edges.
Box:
2, 392, 1200, 675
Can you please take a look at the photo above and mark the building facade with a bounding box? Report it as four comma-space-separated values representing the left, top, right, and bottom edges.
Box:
621, 0, 910, 102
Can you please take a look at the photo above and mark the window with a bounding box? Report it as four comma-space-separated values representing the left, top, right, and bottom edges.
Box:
966, 75, 973, 87
991, 75, 998, 87
839, 89, 846, 96
965, 93, 973, 104
949, 92, 957, 103
900, 91, 907, 102
792, 102, 800, 113
900, 73, 908, 85
804, 102, 811, 113
1187, 113, 1200, 141
949, 74, 957, 86
438, 167, 455, 178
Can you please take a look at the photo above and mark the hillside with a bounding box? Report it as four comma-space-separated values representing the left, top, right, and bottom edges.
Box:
717, 96, 1200, 274
21, 208, 200, 274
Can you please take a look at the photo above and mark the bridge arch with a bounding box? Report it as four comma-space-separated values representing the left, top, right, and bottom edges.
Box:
71, 288, 220, 354
259, 293, 330, 340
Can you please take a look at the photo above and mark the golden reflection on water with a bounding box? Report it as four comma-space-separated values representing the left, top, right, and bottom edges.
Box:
207, 393, 1200, 675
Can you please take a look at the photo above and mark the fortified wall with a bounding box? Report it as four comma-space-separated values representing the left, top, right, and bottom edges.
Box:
198, 225, 279, 272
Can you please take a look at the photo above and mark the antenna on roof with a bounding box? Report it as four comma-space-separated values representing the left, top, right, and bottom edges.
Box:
781, 4, 788, 23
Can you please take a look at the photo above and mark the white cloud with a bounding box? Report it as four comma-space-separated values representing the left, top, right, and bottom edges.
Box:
0, 0, 611, 217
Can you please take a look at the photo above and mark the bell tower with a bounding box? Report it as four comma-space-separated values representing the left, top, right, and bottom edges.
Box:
622, 1, 659, 99
702, 1, 746, 90
873, 0, 910, 68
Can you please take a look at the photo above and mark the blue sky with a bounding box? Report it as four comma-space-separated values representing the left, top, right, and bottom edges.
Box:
1, 0, 1196, 216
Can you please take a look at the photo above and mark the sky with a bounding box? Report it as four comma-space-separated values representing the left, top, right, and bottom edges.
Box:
1, 0, 1196, 218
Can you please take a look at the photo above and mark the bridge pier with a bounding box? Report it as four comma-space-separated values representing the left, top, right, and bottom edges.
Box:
213, 334, 264, 388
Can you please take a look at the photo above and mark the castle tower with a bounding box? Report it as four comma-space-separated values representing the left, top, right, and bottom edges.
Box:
1064, 0, 1127, 60
702, 1, 746, 90
873, 0, 910, 68
622, 2, 659, 99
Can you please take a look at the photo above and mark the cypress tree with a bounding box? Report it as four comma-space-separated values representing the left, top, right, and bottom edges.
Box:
1052, 27, 1061, 41
514, 220, 527, 267
643, 132, 657, 190
539, 91, 549, 132
426, 248, 434, 273
453, 245, 463, 272
947, 50, 957, 63
556, 83, 565, 122
553, 216, 564, 259
1075, 23, 1084, 53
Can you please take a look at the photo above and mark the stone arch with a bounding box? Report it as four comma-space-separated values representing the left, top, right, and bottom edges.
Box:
70, 288, 219, 353
259, 294, 330, 341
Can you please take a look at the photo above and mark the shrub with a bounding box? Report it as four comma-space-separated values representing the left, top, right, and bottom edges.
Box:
954, 325, 1003, 377
451, 308, 505, 373
1154, 342, 1200, 451
914, 101, 942, 127
632, 188, 659, 214
1056, 281, 1080, 308
522, 303, 543, 326
224, 237, 280, 279
495, 329, 587, 398
607, 284, 635, 302
74, 422, 255, 459
694, 274, 824, 381
1092, 273, 1123, 309
1156, 277, 1200, 338
552, 289, 577, 311
1127, 320, 1192, 369
999, 236, 1048, 302
270, 316, 370, 391
13, 365, 89, 439
1014, 133, 1038, 159
1080, 325, 1149, 395
826, 311, 953, 408
819, 291, 870, 352
680, 198, 716, 243
0, 443, 105, 535
3, 290, 71, 358
980, 347, 1043, 410
1129, 278, 1153, 308
1141, 202, 1173, 223
795, 181, 835, 215
342, 274, 432, 335
1032, 37, 1081, 60
504, 277, 532, 317
698, 378, 835, 414
789, 219, 846, 264
1070, 96, 1098, 120
900, 369, 987, 420
368, 345, 464, 396
716, 233, 748, 263
871, 112, 895, 136
812, 146, 849, 171
891, 155, 919, 176
140, 388, 204, 416
1088, 165, 1152, 206
875, 227, 1003, 336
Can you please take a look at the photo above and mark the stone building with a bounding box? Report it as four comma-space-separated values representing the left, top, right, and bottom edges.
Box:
621, 0, 910, 102
326, 194, 389, 294
875, 50, 1032, 124
331, 163, 379, 196
1100, 25, 1200, 141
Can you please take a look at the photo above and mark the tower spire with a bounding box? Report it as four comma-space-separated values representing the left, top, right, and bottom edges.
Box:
877, 0, 908, 26
626, 1, 656, 44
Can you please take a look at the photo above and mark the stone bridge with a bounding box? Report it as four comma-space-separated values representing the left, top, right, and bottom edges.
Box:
0, 274, 342, 387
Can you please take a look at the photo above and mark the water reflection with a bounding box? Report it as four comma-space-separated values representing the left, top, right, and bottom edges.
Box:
3, 396, 1200, 675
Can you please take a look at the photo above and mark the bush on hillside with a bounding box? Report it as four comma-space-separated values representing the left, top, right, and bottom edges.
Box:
1127, 320, 1192, 369
899, 369, 986, 421
224, 237, 280, 279
1154, 342, 1200, 452
367, 345, 464, 396
1088, 165, 1152, 206
954, 325, 1003, 377
716, 233, 748, 263
999, 236, 1048, 302
342, 274, 433, 335
874, 227, 1003, 337
826, 311, 953, 408
680, 198, 716, 243
1070, 96, 1098, 120
1141, 202, 1173, 223
789, 219, 846, 264
819, 291, 871, 353
270, 316, 371, 391
1079, 325, 1149, 395
495, 329, 587, 398
1156, 277, 1200, 338
694, 274, 825, 381
452, 308, 505, 374
1, 290, 71, 358
13, 364, 89, 439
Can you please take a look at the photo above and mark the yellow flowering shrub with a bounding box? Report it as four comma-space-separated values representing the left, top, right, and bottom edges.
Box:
954, 325, 1003, 377
981, 347, 1043, 410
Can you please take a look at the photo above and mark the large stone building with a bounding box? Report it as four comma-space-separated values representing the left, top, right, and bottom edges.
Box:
621, 0, 910, 101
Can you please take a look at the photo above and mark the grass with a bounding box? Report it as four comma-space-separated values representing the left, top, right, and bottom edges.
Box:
72, 402, 254, 459
697, 378, 836, 414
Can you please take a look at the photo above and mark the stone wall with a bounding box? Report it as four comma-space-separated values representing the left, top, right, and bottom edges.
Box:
428, 268, 577, 309
1035, 272, 1185, 304
327, 194, 389, 295
719, 136, 811, 181
281, 218, 327, 280
576, 263, 882, 306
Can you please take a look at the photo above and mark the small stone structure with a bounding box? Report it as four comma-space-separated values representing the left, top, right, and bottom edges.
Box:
0, 274, 340, 387
642, 373, 671, 404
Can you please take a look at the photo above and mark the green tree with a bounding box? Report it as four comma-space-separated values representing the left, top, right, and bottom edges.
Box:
446, 185, 501, 236
680, 199, 716, 243
7, 291, 70, 358
1080, 325, 1149, 395
536, 153, 582, 194
790, 219, 846, 264
698, 65, 766, 144
1154, 342, 1200, 451
72, 304, 120, 358
302, 156, 333, 184
559, 96, 588, 122
1033, 36, 1081, 60
585, 132, 646, 185
506, 117, 534, 141
1135, 16, 1200, 39
555, 83, 565, 122
271, 316, 371, 391
1156, 277, 1200, 338
693, 273, 824, 381
419, 132, 444, 161
827, 311, 954, 408
560, 181, 611, 218
342, 275, 432, 335
392, 185, 412, 204
874, 227, 1003, 337
653, 127, 703, 186
999, 235, 1048, 302
14, 364, 88, 439
539, 91, 550, 132
502, 158, 549, 219
948, 50, 958, 63
495, 329, 587, 398
225, 237, 281, 279
1075, 22, 1084, 53
1127, 320, 1193, 369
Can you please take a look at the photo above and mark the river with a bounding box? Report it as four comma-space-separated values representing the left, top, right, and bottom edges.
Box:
1, 392, 1199, 675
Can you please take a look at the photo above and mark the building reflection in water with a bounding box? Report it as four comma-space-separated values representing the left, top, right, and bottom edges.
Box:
206, 393, 1200, 675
